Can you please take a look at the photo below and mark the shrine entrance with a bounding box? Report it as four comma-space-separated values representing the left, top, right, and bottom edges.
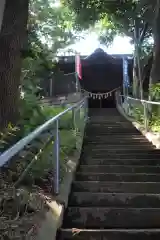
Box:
56, 48, 133, 109
80, 48, 126, 109
88, 90, 116, 109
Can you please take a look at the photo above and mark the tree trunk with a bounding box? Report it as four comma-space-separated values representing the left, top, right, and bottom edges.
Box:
132, 20, 142, 98
149, 1, 160, 85
0, 0, 29, 129
142, 53, 153, 92
132, 55, 139, 97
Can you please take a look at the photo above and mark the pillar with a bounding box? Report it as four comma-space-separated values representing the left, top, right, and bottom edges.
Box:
0, 0, 6, 31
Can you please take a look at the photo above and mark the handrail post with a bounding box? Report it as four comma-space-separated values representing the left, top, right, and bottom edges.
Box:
144, 102, 148, 131
72, 107, 75, 129
54, 119, 60, 194
84, 98, 88, 122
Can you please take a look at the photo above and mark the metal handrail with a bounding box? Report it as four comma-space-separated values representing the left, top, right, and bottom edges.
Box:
118, 92, 160, 131
0, 96, 88, 194
120, 94, 160, 105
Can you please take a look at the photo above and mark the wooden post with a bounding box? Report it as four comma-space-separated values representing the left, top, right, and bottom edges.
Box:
50, 77, 53, 97
134, 18, 143, 99
0, 0, 5, 31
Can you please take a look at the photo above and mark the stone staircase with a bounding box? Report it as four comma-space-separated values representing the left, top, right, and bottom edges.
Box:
57, 108, 160, 239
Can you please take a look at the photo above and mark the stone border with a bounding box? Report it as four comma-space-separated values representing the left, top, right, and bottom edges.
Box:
116, 99, 160, 149
32, 130, 85, 240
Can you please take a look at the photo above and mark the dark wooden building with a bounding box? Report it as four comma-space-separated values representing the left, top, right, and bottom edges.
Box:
56, 48, 133, 108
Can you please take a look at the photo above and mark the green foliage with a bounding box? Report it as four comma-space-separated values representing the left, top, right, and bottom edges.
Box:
61, 0, 151, 43
28, 0, 76, 59
127, 83, 160, 132
149, 83, 160, 101
0, 0, 83, 237
17, 0, 78, 135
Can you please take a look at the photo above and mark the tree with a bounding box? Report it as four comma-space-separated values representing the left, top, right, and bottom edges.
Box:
22, 0, 77, 97
0, 0, 29, 129
61, 0, 154, 97
0, 0, 76, 129
141, 0, 160, 85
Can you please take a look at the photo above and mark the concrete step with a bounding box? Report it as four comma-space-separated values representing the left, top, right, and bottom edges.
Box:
84, 142, 153, 146
85, 143, 152, 147
86, 129, 141, 132
72, 181, 160, 193
58, 229, 160, 240
59, 110, 160, 239
86, 139, 150, 144
82, 149, 159, 153
78, 165, 160, 174
85, 134, 149, 138
87, 122, 132, 125
87, 132, 141, 136
87, 126, 135, 129
80, 158, 160, 166
82, 153, 160, 159
86, 130, 139, 134
63, 207, 160, 228
76, 173, 160, 182
83, 146, 153, 151
87, 127, 134, 130
85, 138, 148, 141
69, 192, 160, 207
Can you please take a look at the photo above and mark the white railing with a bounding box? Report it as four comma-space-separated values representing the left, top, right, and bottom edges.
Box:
117, 91, 160, 131
0, 97, 88, 194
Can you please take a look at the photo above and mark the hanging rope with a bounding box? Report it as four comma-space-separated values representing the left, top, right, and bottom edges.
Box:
81, 87, 120, 99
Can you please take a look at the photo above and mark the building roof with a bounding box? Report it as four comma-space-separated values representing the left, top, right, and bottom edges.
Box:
57, 48, 133, 64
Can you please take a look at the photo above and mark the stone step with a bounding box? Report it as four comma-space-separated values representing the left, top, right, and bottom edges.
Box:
83, 146, 153, 151
86, 139, 150, 143
78, 165, 160, 174
87, 129, 141, 132
82, 153, 160, 159
87, 126, 139, 130
87, 124, 134, 127
80, 158, 160, 166
59, 229, 160, 240
85, 135, 147, 139
87, 132, 141, 136
59, 109, 160, 239
82, 149, 160, 153
88, 122, 132, 124
82, 151, 160, 156
88, 127, 134, 130
87, 124, 136, 127
83, 150, 154, 155
63, 207, 160, 228
72, 181, 160, 193
69, 192, 160, 207
75, 173, 160, 182
87, 130, 139, 133
85, 142, 152, 146
87, 129, 139, 133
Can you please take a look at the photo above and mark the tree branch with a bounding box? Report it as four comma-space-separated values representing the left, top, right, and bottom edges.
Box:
139, 22, 148, 43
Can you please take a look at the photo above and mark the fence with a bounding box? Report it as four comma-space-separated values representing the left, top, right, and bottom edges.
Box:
117, 91, 160, 132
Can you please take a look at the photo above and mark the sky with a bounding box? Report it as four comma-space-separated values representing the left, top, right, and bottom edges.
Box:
63, 33, 134, 56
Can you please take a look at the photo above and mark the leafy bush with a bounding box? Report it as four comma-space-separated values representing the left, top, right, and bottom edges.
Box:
127, 83, 160, 132
149, 83, 160, 101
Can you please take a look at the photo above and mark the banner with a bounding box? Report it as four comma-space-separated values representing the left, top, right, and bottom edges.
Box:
75, 54, 82, 80
123, 58, 130, 88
